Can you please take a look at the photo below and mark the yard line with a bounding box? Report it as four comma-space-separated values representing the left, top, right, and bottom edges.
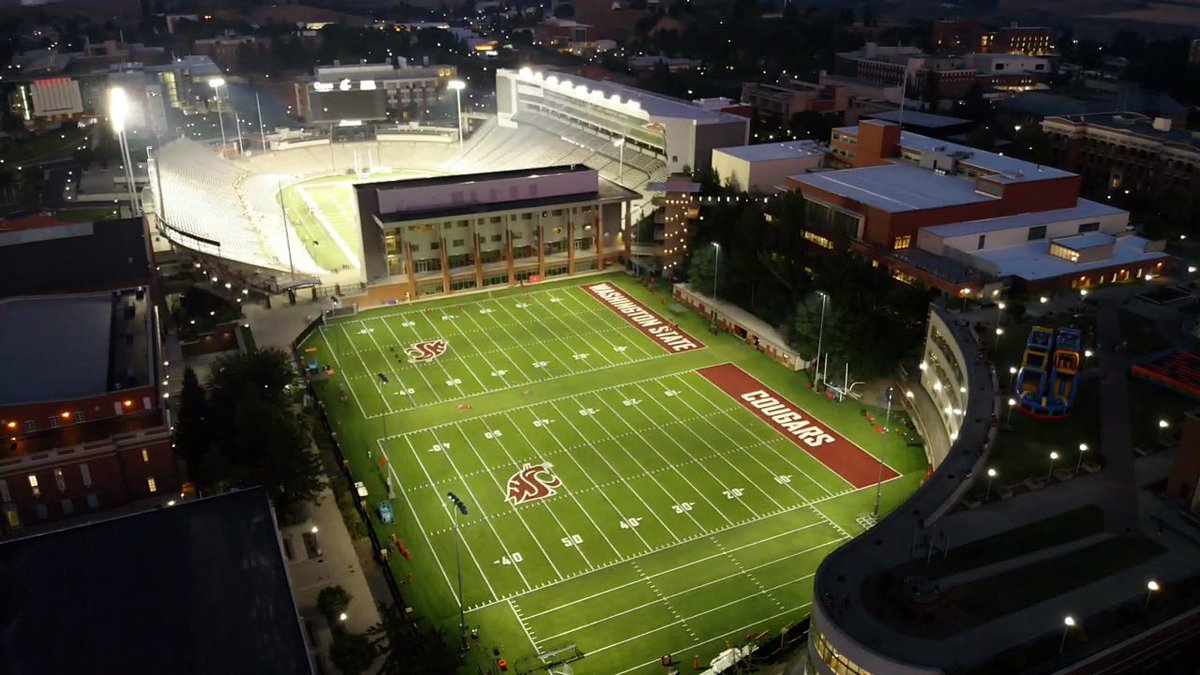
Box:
584, 393, 736, 528
587, 576, 815, 657
808, 501, 851, 539
523, 291, 619, 368
512, 409, 654, 553
474, 421, 597, 571
384, 437, 496, 598
501, 410, 624, 560
549, 397, 696, 537
509, 599, 539, 653
674, 374, 837, 496
631, 559, 699, 642
526, 523, 832, 624
709, 535, 786, 612
556, 287, 661, 359
339, 285, 597, 328
449, 424, 564, 582
485, 296, 576, 375
388, 311, 474, 397
394, 435, 499, 599
610, 602, 814, 675
318, 325, 369, 418
337, 323, 393, 413
631, 379, 795, 511
362, 318, 432, 406
453, 301, 534, 389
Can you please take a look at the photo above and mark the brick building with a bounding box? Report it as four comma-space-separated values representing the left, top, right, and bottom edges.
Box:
787, 120, 1170, 296
933, 20, 1055, 56
1041, 112, 1200, 194
0, 218, 175, 537
739, 78, 851, 125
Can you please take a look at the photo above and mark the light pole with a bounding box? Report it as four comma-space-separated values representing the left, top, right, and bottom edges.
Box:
995, 301, 1006, 353
448, 79, 466, 149
255, 92, 267, 152
711, 242, 721, 329
1158, 419, 1169, 446
994, 326, 1004, 353
447, 492, 469, 651
108, 87, 140, 216
815, 291, 828, 389
1145, 579, 1160, 608
1006, 397, 1017, 426
614, 136, 626, 182
1075, 443, 1088, 473
873, 387, 893, 518
985, 467, 997, 501
208, 78, 227, 153
1047, 451, 1059, 481
1060, 615, 1075, 653
1007, 365, 1018, 392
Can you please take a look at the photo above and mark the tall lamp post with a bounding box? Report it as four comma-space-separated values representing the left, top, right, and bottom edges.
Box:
1075, 443, 1088, 473
447, 492, 469, 651
872, 387, 893, 518
984, 467, 997, 500
1060, 615, 1076, 653
1158, 419, 1169, 446
108, 87, 140, 216
711, 242, 721, 329
208, 78, 228, 153
448, 79, 466, 149
814, 291, 828, 389
1047, 451, 1059, 481
614, 136, 626, 182
1145, 579, 1160, 608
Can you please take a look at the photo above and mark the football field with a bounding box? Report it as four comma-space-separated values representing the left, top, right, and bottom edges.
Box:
303, 274, 926, 674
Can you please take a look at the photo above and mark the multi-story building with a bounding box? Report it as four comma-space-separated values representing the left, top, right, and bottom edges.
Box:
710, 140, 824, 194
354, 166, 638, 300
933, 19, 1055, 56
0, 218, 175, 537
787, 120, 1170, 295
739, 78, 851, 125
292, 60, 457, 123
834, 44, 1050, 100
647, 174, 701, 276
1041, 112, 1200, 194
192, 34, 271, 71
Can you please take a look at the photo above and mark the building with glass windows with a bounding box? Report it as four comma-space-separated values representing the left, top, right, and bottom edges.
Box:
354, 165, 639, 300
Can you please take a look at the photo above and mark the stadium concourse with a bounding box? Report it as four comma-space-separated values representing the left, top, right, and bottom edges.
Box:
147, 117, 667, 294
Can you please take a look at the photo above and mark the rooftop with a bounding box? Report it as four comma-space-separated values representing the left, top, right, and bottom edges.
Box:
0, 218, 150, 298
714, 140, 823, 162
923, 199, 1122, 239
1048, 112, 1200, 152
0, 295, 113, 405
0, 489, 312, 675
972, 234, 1168, 281
1053, 232, 1117, 250
864, 109, 973, 129
792, 163, 996, 212
898, 131, 1074, 180
361, 164, 593, 193
1003, 90, 1187, 120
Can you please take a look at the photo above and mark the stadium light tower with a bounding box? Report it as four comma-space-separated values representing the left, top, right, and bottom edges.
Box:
108, 87, 140, 216
208, 78, 228, 153
448, 80, 466, 149
614, 136, 626, 182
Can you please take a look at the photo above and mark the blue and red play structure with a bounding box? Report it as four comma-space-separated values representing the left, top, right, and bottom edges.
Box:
1014, 326, 1081, 418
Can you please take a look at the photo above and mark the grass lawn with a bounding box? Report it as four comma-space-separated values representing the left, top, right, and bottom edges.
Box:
279, 169, 430, 273
302, 273, 929, 674
0, 125, 91, 166
55, 206, 122, 222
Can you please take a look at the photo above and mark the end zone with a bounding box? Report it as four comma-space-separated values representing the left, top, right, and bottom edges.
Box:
582, 282, 704, 354
698, 364, 899, 489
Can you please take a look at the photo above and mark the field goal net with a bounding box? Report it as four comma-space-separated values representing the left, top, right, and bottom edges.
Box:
513, 643, 583, 674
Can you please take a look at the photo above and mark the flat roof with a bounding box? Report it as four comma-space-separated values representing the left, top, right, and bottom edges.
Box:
923, 199, 1124, 239
864, 109, 973, 129
1052, 112, 1200, 152
0, 218, 150, 298
0, 295, 112, 405
714, 140, 822, 162
972, 235, 1168, 281
899, 131, 1074, 180
0, 489, 311, 675
1054, 232, 1116, 250
359, 164, 592, 193
792, 163, 996, 212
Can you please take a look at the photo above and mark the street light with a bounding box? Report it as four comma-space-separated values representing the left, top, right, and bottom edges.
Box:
108, 87, 139, 216
1006, 397, 1017, 425
1146, 579, 1160, 607
448, 79, 466, 149
1076, 443, 1088, 472
1158, 419, 1170, 445
814, 290, 828, 389
1060, 615, 1076, 653
873, 387, 893, 518
1007, 365, 1018, 392
208, 78, 228, 152
994, 326, 1004, 353
613, 136, 626, 182
447, 492, 469, 651
1047, 451, 1059, 480
985, 467, 997, 500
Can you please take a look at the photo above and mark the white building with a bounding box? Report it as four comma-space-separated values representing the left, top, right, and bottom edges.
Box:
711, 141, 824, 194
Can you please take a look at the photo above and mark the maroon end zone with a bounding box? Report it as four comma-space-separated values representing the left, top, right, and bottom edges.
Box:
582, 282, 705, 353
698, 364, 899, 488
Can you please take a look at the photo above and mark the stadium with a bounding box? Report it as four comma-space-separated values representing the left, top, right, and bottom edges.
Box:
144, 67, 750, 298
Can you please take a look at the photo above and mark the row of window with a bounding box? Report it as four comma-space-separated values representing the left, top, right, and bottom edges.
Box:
812, 629, 872, 675
1, 452, 154, 503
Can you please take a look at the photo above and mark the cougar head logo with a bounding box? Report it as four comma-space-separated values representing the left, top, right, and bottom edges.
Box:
504, 463, 562, 506
406, 339, 448, 363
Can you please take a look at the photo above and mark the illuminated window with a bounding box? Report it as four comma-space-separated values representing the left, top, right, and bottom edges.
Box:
28, 474, 40, 498
147, 477, 158, 494
893, 235, 912, 250
142, 449, 150, 463
802, 230, 835, 249
54, 469, 65, 492
1049, 243, 1080, 263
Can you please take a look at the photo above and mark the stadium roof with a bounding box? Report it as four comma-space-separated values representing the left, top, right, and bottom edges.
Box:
972, 235, 1168, 281
0, 488, 312, 675
0, 218, 150, 298
922, 199, 1123, 238
714, 141, 823, 162
0, 295, 113, 405
792, 163, 997, 212
360, 164, 593, 192
510, 68, 747, 125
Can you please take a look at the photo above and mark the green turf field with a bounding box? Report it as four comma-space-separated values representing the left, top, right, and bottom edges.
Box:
279, 170, 430, 272
302, 274, 928, 674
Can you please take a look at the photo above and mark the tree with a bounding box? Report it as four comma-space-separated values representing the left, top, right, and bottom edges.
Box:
330, 633, 376, 675
788, 110, 835, 141
369, 603, 460, 674
174, 367, 210, 476
688, 243, 731, 299
318, 585, 352, 624
553, 2, 575, 18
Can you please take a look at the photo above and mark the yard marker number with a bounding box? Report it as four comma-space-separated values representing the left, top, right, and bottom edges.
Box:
515, 303, 530, 309
532, 361, 549, 368
430, 442, 450, 452
496, 552, 523, 565
572, 353, 590, 360
401, 320, 416, 328
723, 488, 745, 500
622, 398, 641, 407
613, 346, 627, 353
672, 502, 694, 514
491, 370, 508, 377
478, 308, 494, 315
619, 518, 641, 529
578, 408, 597, 417
664, 390, 679, 397
484, 430, 504, 440
441, 314, 457, 321
532, 418, 555, 428
561, 534, 583, 547
775, 475, 793, 485
446, 378, 463, 386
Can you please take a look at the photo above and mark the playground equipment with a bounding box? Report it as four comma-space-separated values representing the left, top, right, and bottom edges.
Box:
1046, 328, 1082, 415
1015, 326, 1053, 409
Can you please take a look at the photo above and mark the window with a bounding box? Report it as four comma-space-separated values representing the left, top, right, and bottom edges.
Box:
23, 420, 35, 432
893, 235, 912, 250
73, 410, 84, 422
147, 477, 158, 493
1078, 222, 1100, 233
48, 416, 60, 429
142, 449, 150, 463
61, 499, 73, 515
35, 504, 48, 520
512, 232, 524, 240
54, 468, 65, 492
1049, 243, 1080, 263
410, 244, 420, 252
802, 230, 835, 250
521, 213, 533, 220
430, 241, 441, 250
28, 475, 39, 498
86, 493, 98, 510
491, 234, 503, 242
1027, 225, 1047, 241
0, 479, 8, 502
80, 464, 92, 487
3, 505, 18, 530
452, 239, 465, 247
978, 234, 986, 250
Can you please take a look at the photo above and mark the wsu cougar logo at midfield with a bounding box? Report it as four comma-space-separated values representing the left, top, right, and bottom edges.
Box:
504, 463, 562, 506
405, 339, 448, 363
